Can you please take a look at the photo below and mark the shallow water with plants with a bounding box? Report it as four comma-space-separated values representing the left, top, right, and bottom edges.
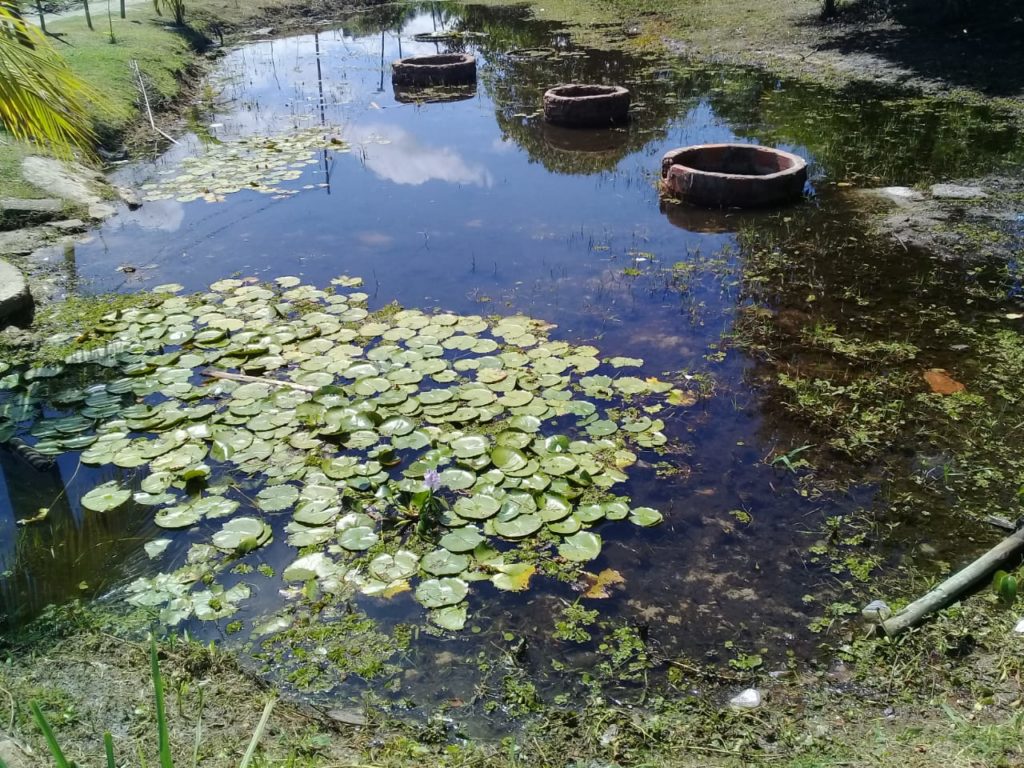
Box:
4, 0, 1024, 733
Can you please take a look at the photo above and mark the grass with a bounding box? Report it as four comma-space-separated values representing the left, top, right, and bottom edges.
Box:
3, 599, 1023, 768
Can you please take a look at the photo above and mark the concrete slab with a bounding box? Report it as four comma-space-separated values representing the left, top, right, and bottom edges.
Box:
0, 197, 64, 228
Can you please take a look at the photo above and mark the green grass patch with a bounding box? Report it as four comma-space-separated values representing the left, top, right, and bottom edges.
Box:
0, 141, 48, 199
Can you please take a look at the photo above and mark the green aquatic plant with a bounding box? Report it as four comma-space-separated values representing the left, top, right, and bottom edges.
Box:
0, 275, 678, 636
139, 128, 349, 203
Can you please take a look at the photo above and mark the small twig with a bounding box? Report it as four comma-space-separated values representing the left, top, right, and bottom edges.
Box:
202, 369, 319, 393
130, 58, 179, 145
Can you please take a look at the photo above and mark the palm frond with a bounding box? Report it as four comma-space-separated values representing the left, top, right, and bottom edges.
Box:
0, 5, 99, 157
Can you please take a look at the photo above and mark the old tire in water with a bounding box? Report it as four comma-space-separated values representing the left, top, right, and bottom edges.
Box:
543, 84, 631, 128
391, 54, 477, 87
661, 143, 807, 208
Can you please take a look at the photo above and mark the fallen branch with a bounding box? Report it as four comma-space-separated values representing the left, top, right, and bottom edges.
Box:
202, 369, 319, 393
881, 526, 1024, 636
130, 58, 179, 145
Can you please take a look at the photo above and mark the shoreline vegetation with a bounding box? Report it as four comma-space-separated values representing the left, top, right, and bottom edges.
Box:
1, 1, 1023, 767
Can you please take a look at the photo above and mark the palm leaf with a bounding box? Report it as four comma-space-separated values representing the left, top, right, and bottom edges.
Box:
0, 6, 99, 156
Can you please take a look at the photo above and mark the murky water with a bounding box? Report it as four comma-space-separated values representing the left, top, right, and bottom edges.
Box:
3, 1, 1024, 727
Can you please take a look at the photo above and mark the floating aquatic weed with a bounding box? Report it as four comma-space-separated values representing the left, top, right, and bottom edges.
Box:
139, 127, 350, 203
0, 275, 690, 631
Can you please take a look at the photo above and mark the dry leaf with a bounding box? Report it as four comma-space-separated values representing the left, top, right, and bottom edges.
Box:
382, 580, 411, 599
923, 368, 965, 395
583, 568, 626, 599
667, 388, 697, 407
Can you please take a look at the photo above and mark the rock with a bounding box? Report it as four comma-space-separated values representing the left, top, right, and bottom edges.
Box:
49, 219, 88, 233
0, 227, 52, 257
1014, 618, 1024, 634
116, 186, 144, 209
867, 186, 925, 206
0, 258, 33, 325
0, 326, 39, 347
0, 739, 35, 768
729, 688, 762, 709
931, 184, 987, 201
0, 197, 64, 229
862, 599, 892, 623
326, 707, 368, 726
88, 202, 118, 220
21, 156, 107, 207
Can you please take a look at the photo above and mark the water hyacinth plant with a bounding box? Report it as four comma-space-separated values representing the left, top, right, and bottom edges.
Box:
0, 275, 678, 637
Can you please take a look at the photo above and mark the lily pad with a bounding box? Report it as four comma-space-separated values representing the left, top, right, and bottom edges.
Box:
451, 434, 489, 458
429, 604, 468, 631
368, 551, 419, 582
212, 517, 272, 553
491, 563, 536, 592
454, 495, 501, 520
81, 482, 131, 513
558, 531, 602, 562
420, 549, 471, 576
257, 484, 299, 512
629, 506, 664, 527
338, 525, 379, 551
415, 577, 469, 609
439, 526, 485, 553
493, 512, 542, 539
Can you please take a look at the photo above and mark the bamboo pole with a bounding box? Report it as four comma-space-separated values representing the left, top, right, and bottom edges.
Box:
202, 369, 319, 393
130, 58, 179, 144
83, 0, 93, 30
35, 0, 45, 33
120, 0, 125, 18
880, 526, 1024, 636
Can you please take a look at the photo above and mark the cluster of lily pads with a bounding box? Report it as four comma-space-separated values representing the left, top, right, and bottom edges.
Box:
0, 276, 687, 633
139, 127, 347, 203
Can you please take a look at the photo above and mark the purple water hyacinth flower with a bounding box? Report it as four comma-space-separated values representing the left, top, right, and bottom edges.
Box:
423, 469, 442, 492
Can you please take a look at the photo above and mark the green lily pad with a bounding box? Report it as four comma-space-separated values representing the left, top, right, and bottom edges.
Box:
368, 550, 419, 582
420, 549, 471, 576
558, 531, 602, 561
439, 468, 475, 490
540, 455, 577, 475
429, 604, 468, 631
629, 506, 664, 527
415, 577, 469, 608
454, 495, 501, 520
586, 420, 618, 437
81, 482, 131, 513
257, 484, 299, 512
212, 517, 272, 553
491, 445, 529, 472
451, 434, 489, 458
155, 504, 203, 529
439, 526, 485, 553
493, 513, 542, 539
338, 525, 379, 551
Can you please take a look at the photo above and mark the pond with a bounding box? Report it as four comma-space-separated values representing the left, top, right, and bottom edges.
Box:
2, 1, 1024, 731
